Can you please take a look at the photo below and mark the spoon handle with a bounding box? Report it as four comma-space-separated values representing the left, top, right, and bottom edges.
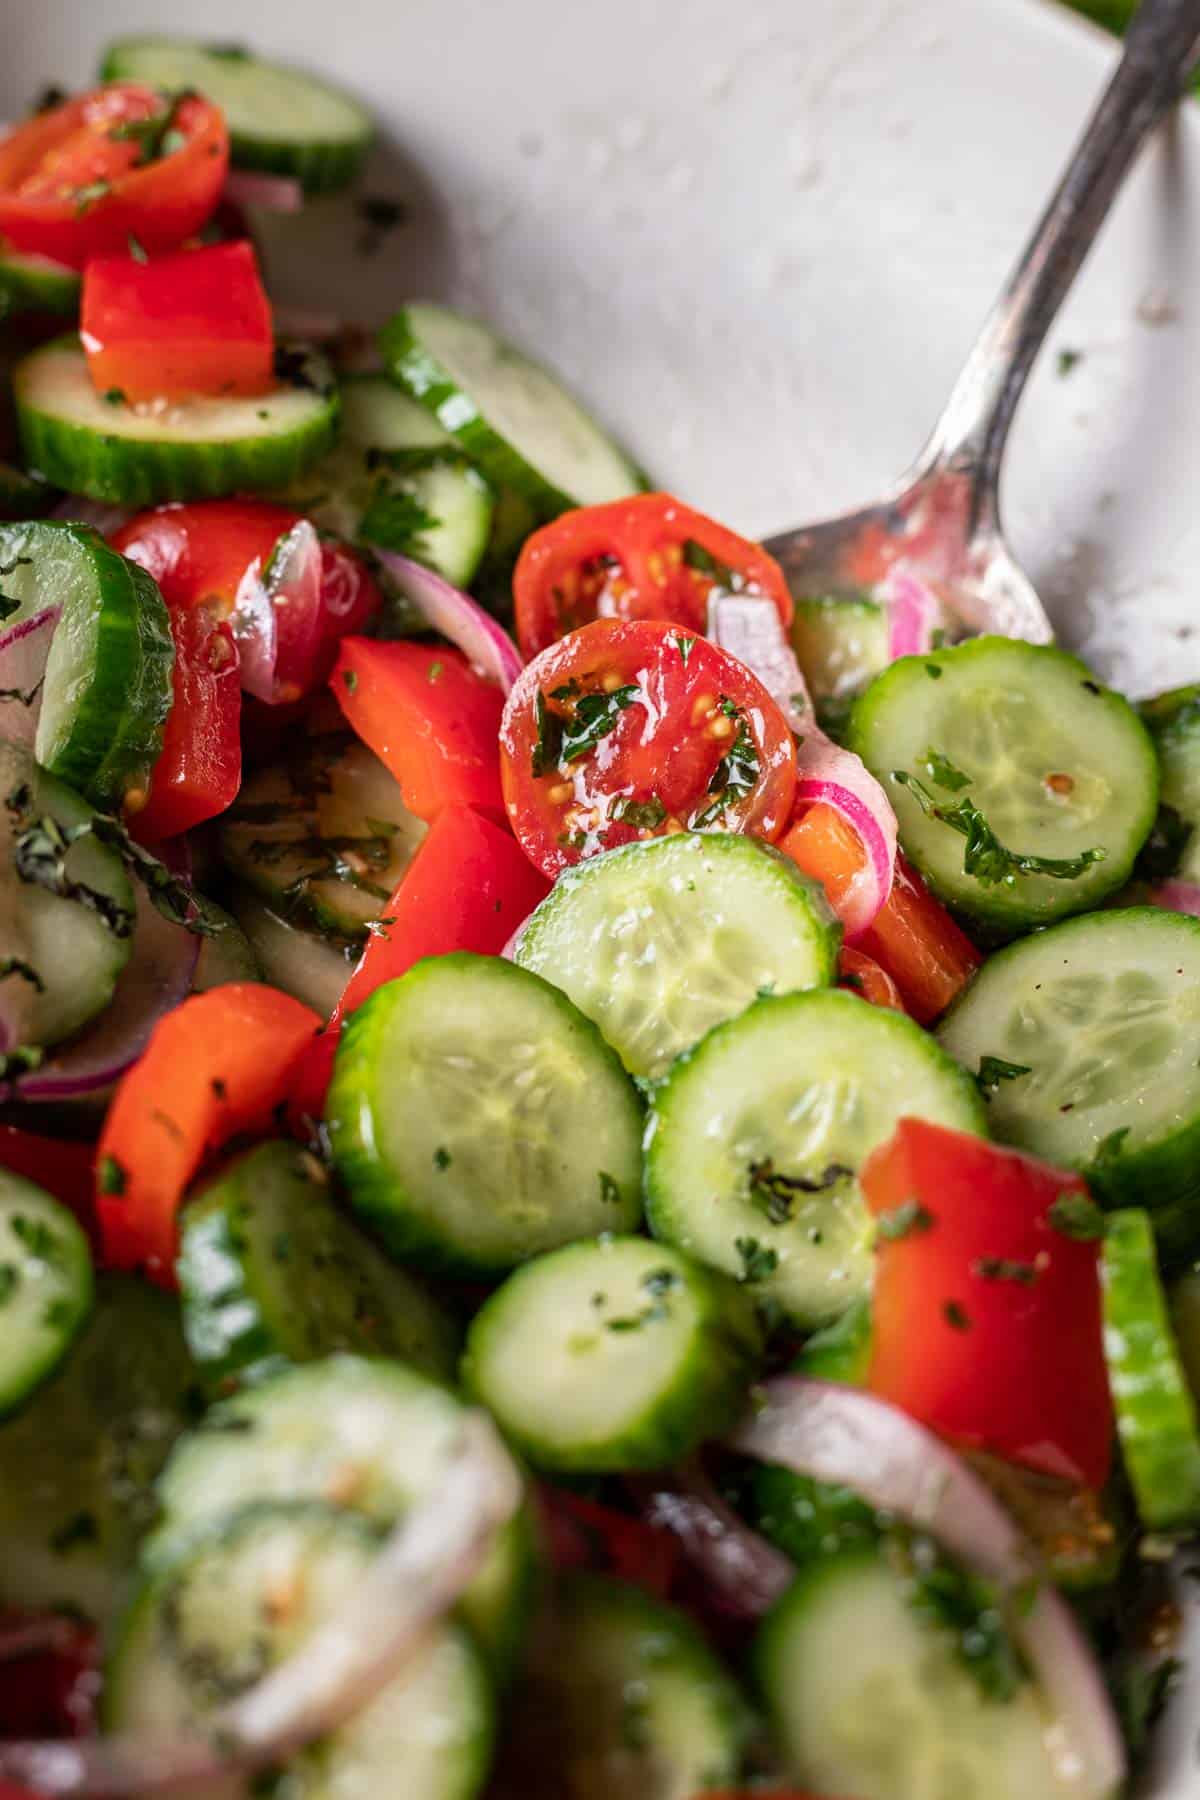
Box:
920, 0, 1200, 507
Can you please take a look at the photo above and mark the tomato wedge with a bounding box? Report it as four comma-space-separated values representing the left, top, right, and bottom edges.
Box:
513, 493, 794, 659
838, 946, 904, 1012
96, 983, 321, 1283
501, 616, 796, 879
129, 599, 240, 841
864, 1118, 1113, 1491
331, 639, 506, 823
0, 86, 228, 267
81, 240, 274, 403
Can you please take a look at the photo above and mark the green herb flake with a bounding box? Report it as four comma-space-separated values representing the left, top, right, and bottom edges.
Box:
104, 388, 127, 407
921, 746, 971, 792
560, 685, 640, 764
673, 634, 697, 665
976, 1055, 1033, 1100
943, 1300, 972, 1332
127, 232, 148, 264
73, 180, 112, 215
1114, 1656, 1184, 1757
597, 1171, 621, 1206
614, 794, 667, 830
433, 1146, 452, 1171
98, 1154, 128, 1198
689, 702, 761, 828
734, 1235, 779, 1283
925, 662, 943, 679
747, 1158, 852, 1227
876, 1198, 935, 1242
0, 1264, 19, 1306
342, 669, 359, 694
893, 770, 1106, 888
10, 1212, 61, 1266
357, 485, 438, 557
899, 1534, 1028, 1704
972, 1257, 1041, 1286
531, 690, 564, 778
1093, 1126, 1130, 1166
1056, 348, 1083, 378
428, 661, 444, 683
49, 1510, 98, 1553
1048, 1192, 1108, 1242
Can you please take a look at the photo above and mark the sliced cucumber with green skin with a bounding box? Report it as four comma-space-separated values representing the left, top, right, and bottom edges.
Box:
100, 37, 374, 195
462, 1238, 761, 1474
488, 1572, 749, 1800
221, 732, 427, 941
148, 1354, 536, 1679
1, 740, 135, 1049
793, 1292, 873, 1383
937, 908, 1200, 1251
189, 897, 262, 991
1141, 684, 1200, 882
791, 595, 889, 742
0, 519, 174, 806
646, 988, 986, 1328
1101, 1208, 1200, 1535
0, 250, 80, 318
178, 1140, 460, 1392
380, 304, 647, 518
106, 1501, 493, 1800
756, 1545, 1070, 1800
328, 953, 644, 1278
516, 833, 841, 1083
231, 889, 352, 1014
0, 1171, 92, 1417
15, 338, 338, 506
0, 1274, 199, 1622
849, 638, 1158, 934
280, 375, 495, 589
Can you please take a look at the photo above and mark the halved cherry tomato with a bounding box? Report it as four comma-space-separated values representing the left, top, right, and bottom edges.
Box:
780, 803, 980, 1022
331, 639, 506, 823
291, 805, 550, 1120
0, 86, 228, 268
82, 240, 274, 403
501, 617, 797, 879
538, 1487, 681, 1599
838, 946, 904, 1012
0, 1126, 96, 1248
0, 1614, 98, 1740
128, 599, 240, 841
96, 983, 321, 1283
513, 493, 794, 659
864, 1118, 1113, 1491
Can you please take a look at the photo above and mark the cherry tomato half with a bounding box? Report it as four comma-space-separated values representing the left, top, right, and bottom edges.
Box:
0, 86, 228, 268
500, 617, 797, 879
512, 493, 794, 659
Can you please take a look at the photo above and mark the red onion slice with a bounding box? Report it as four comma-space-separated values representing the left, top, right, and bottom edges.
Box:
0, 607, 57, 750
1150, 879, 1200, 917
880, 565, 944, 660
728, 1377, 1127, 1798
232, 520, 323, 705
629, 1466, 793, 1619
708, 595, 897, 941
272, 306, 344, 343
371, 549, 524, 694
223, 170, 304, 213
49, 500, 132, 538
0, 1412, 519, 1797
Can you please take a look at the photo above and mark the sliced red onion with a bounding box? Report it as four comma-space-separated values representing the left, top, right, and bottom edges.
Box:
728, 1378, 1127, 1799
272, 305, 344, 343
223, 169, 304, 213
232, 520, 323, 705
7, 856, 199, 1103
50, 499, 132, 538
0, 607, 57, 751
371, 549, 523, 694
880, 564, 944, 660
0, 1412, 519, 1797
708, 595, 897, 941
628, 1466, 793, 1619
1150, 879, 1200, 917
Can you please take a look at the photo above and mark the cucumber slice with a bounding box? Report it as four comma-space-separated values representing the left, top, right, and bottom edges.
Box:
1141, 684, 1200, 882
1101, 1208, 1200, 1535
15, 338, 338, 506
1, 740, 136, 1049
106, 1501, 493, 1800
178, 1140, 460, 1391
189, 897, 262, 991
220, 733, 427, 942
462, 1237, 762, 1474
281, 376, 495, 589
0, 250, 80, 318
515, 833, 841, 1083
746, 1465, 879, 1566
328, 953, 645, 1278
848, 638, 1158, 933
756, 1545, 1070, 1800
380, 304, 646, 517
0, 1274, 199, 1622
645, 988, 986, 1328
937, 908, 1200, 1248
232, 889, 352, 1014
793, 1292, 873, 1383
0, 1171, 92, 1416
489, 1572, 748, 1800
148, 1354, 536, 1678
791, 595, 889, 741
0, 518, 173, 806
99, 37, 374, 195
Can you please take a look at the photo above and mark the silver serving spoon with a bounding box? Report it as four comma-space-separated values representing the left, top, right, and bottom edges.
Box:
764, 0, 1200, 640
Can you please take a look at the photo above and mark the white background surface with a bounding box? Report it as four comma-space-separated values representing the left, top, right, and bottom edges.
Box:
5, 0, 1200, 1788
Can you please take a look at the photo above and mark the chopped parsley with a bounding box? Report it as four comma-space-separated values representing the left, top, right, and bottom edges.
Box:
1056, 348, 1083, 378
97, 1154, 128, 1198
747, 1158, 852, 1227
925, 662, 943, 679
560, 685, 639, 764
73, 179, 112, 215
976, 1055, 1033, 1100
1113, 1655, 1183, 1759
973, 1257, 1041, 1286
614, 794, 667, 830
531, 691, 562, 777
876, 1198, 934, 1242
1093, 1126, 1131, 1167
0, 1264, 18, 1306
920, 746, 971, 791
604, 1267, 679, 1332
943, 1300, 972, 1331
0, 1045, 42, 1083
897, 1533, 1028, 1704
0, 957, 44, 992
673, 634, 697, 665
127, 232, 148, 264
10, 1213, 61, 1266
1048, 1193, 1108, 1241
103, 388, 127, 407
433, 1146, 452, 1170
342, 669, 359, 694
107, 91, 196, 167
682, 539, 744, 590
357, 485, 438, 557
892, 770, 1106, 887
690, 703, 761, 828
597, 1171, 621, 1206
356, 193, 409, 255
734, 1236, 779, 1283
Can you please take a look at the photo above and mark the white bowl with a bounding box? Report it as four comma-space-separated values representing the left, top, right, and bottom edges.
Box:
5, 0, 1200, 1789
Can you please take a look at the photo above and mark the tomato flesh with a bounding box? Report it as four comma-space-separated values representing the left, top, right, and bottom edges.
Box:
0, 1126, 97, 1250
864, 1118, 1113, 1491
500, 616, 796, 879
130, 600, 241, 840
838, 946, 904, 1012
0, 86, 228, 267
513, 493, 794, 659
82, 240, 274, 403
